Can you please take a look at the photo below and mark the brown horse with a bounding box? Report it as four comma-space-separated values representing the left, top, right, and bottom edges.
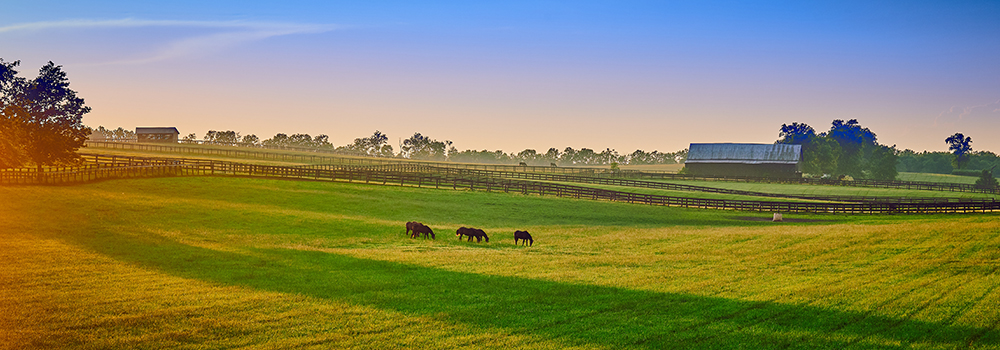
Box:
405, 221, 417, 236
514, 230, 533, 246
408, 222, 435, 239
456, 227, 489, 243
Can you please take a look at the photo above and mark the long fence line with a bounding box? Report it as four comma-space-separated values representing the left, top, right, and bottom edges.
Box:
307, 163, 999, 203
153, 161, 1000, 214
82, 141, 1000, 195
3, 154, 997, 213
622, 171, 1000, 195
83, 141, 602, 174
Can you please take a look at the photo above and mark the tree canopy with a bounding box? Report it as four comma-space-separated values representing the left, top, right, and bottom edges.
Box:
0, 59, 91, 170
945, 132, 972, 170
776, 119, 896, 180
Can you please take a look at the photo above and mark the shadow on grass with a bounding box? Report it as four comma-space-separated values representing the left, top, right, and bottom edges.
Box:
68, 230, 998, 349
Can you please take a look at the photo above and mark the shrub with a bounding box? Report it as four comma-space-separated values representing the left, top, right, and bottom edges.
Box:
975, 170, 999, 189
952, 169, 982, 177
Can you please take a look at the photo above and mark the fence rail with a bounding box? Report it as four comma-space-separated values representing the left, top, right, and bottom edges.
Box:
83, 141, 602, 174
3, 154, 997, 214
621, 171, 1000, 195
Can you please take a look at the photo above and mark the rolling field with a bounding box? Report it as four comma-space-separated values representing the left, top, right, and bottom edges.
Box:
2, 176, 1000, 349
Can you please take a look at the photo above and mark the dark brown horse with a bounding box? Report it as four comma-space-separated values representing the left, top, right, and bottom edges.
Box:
405, 221, 417, 236
409, 222, 435, 239
514, 230, 533, 246
456, 227, 489, 243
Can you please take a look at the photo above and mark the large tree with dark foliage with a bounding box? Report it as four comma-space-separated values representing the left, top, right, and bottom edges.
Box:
0, 59, 91, 171
945, 132, 972, 170
826, 119, 877, 178
776, 119, 896, 180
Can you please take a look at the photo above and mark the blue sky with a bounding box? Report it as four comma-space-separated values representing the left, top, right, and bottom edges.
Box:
2, 1, 998, 153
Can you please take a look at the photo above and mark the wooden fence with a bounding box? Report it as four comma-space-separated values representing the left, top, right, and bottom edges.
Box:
83, 141, 601, 175
3, 154, 998, 214
302, 163, 999, 203
621, 171, 1000, 195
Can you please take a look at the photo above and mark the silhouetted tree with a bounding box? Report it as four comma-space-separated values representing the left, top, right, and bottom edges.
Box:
205, 130, 240, 146
241, 134, 259, 146
945, 133, 972, 169
91, 126, 136, 142
778, 122, 816, 145
401, 132, 450, 160
345, 130, 394, 157
0, 59, 91, 172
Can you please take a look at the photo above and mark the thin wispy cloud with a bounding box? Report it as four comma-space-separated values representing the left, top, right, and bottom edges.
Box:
0, 18, 339, 64
934, 99, 1000, 127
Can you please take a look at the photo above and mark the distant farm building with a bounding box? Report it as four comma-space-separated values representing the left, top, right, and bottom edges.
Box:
136, 127, 180, 143
685, 143, 802, 178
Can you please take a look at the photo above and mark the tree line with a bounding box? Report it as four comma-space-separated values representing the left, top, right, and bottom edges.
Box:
166, 129, 687, 166
777, 119, 996, 187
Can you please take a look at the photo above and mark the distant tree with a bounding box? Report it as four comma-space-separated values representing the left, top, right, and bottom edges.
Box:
598, 148, 622, 165
91, 126, 136, 142
514, 149, 539, 164
975, 167, 998, 189
310, 134, 333, 149
345, 130, 393, 156
241, 134, 259, 146
629, 150, 653, 165
0, 59, 91, 172
262, 133, 289, 147
945, 133, 973, 169
261, 132, 332, 149
895, 150, 953, 174
401, 132, 450, 160
204, 130, 240, 146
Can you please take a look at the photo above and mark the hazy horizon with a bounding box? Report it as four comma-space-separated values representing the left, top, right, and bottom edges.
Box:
3, 1, 998, 154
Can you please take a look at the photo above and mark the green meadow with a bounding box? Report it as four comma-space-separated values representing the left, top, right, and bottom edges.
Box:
2, 176, 1000, 349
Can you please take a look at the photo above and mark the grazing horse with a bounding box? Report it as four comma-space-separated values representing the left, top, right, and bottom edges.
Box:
456, 227, 489, 243
410, 222, 435, 239
514, 230, 533, 246
405, 221, 417, 236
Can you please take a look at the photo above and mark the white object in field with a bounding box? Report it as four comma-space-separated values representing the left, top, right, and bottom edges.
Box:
772, 213, 783, 222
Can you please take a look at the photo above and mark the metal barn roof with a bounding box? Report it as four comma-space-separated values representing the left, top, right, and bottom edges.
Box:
136, 127, 179, 134
686, 143, 801, 164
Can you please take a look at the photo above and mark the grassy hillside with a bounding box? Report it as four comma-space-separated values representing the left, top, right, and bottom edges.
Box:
3, 177, 999, 349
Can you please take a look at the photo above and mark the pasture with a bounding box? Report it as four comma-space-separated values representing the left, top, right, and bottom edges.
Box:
2, 176, 999, 349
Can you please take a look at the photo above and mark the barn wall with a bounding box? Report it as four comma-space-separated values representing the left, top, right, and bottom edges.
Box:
137, 133, 178, 143
686, 163, 800, 178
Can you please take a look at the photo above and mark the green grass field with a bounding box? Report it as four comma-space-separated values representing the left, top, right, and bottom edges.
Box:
898, 172, 980, 184
3, 176, 999, 349
654, 179, 998, 201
